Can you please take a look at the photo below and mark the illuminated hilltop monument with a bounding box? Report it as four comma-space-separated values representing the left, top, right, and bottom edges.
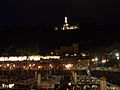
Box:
55, 16, 79, 30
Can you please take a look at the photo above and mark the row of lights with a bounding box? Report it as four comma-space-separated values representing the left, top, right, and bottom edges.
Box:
91, 53, 120, 64
65, 54, 77, 57
65, 53, 87, 57
91, 57, 108, 64
115, 53, 119, 60
51, 51, 87, 57
0, 63, 43, 70
0, 63, 74, 70
0, 55, 60, 61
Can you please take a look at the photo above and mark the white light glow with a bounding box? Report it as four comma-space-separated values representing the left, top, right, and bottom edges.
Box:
2, 84, 14, 88
65, 64, 73, 70
49, 64, 53, 68
7, 64, 10, 67
101, 60, 107, 63
68, 82, 72, 86
32, 64, 35, 66
13, 64, 15, 67
65, 54, 69, 56
117, 57, 119, 60
0, 55, 60, 61
81, 53, 87, 57
29, 64, 32, 67
23, 66, 25, 69
95, 57, 98, 61
9, 84, 14, 88
51, 52, 54, 54
74, 54, 77, 56
38, 66, 42, 69
116, 53, 119, 57
91, 59, 95, 62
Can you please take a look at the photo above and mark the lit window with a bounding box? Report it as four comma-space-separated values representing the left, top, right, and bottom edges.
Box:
95, 57, 98, 61
74, 54, 77, 56
65, 54, 69, 56
116, 53, 119, 57
7, 64, 10, 67
78, 60, 81, 62
101, 60, 107, 63
38, 66, 42, 69
65, 64, 73, 70
91, 59, 95, 62
51, 52, 54, 55
81, 53, 87, 57
29, 64, 32, 67
13, 64, 15, 67
32, 64, 35, 66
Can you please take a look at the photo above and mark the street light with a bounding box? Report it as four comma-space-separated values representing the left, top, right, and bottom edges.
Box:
101, 60, 107, 63
117, 57, 120, 60
115, 53, 119, 60
95, 57, 98, 61
94, 57, 99, 68
115, 53, 119, 57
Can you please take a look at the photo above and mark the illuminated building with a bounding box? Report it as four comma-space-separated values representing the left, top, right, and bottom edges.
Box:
0, 55, 61, 70
0, 55, 60, 61
55, 16, 79, 30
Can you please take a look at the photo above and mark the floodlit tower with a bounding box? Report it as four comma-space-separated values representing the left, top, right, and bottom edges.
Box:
64, 16, 69, 27
55, 16, 79, 30
65, 17, 68, 24
63, 16, 69, 30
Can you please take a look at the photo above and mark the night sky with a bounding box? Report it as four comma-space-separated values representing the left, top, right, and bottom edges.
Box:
0, 0, 120, 27
0, 0, 120, 50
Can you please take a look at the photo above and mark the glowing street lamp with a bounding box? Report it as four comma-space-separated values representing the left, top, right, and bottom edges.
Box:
7, 64, 10, 67
68, 82, 72, 86
51, 52, 54, 55
95, 57, 98, 61
49, 64, 53, 68
117, 57, 120, 60
29, 64, 32, 67
115, 53, 119, 60
101, 60, 107, 63
116, 53, 119, 56
38, 66, 42, 69
13, 64, 15, 67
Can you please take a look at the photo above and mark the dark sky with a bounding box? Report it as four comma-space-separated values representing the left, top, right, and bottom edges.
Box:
0, 0, 120, 50
0, 0, 120, 28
